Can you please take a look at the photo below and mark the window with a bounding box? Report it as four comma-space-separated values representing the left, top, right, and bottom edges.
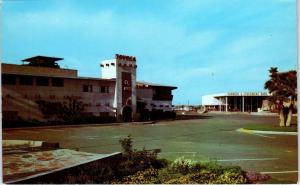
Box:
100, 86, 109, 93
19, 76, 33, 86
36, 77, 49, 86
52, 78, 64, 87
83, 85, 89, 92
2, 74, 16, 85
83, 85, 93, 92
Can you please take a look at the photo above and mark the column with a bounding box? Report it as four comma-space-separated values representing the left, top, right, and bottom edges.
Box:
242, 96, 245, 112
225, 96, 228, 112
250, 96, 252, 112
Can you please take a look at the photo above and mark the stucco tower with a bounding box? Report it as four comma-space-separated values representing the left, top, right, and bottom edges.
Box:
101, 54, 137, 121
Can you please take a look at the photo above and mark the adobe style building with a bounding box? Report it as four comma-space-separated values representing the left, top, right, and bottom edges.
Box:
2, 54, 177, 123
202, 92, 270, 112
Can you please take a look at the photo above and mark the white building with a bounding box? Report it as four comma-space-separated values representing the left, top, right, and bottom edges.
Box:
202, 92, 270, 112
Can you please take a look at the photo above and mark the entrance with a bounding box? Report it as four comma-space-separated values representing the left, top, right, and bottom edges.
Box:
122, 106, 132, 122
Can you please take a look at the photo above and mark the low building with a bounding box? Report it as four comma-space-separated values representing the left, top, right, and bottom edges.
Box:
202, 92, 270, 112
2, 54, 177, 123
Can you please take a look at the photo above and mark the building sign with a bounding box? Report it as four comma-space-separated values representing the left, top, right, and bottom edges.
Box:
116, 54, 136, 62
122, 72, 132, 106
228, 92, 269, 96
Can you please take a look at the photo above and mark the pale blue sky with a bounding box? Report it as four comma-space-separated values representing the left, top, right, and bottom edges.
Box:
2, 0, 297, 105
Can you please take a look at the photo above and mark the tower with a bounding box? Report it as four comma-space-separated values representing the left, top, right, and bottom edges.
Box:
101, 54, 137, 121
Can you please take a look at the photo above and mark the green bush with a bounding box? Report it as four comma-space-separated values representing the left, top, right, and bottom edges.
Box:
120, 168, 160, 184
214, 171, 247, 184
167, 156, 197, 175
160, 158, 249, 184
116, 135, 166, 177
163, 169, 247, 184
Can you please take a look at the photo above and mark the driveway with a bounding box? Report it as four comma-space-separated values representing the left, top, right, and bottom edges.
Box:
3, 114, 298, 182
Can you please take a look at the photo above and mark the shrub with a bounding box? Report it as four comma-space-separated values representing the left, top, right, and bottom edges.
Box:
162, 158, 249, 184
167, 156, 197, 175
36, 96, 85, 122
165, 175, 195, 184
116, 135, 166, 177
214, 171, 247, 184
119, 135, 133, 155
120, 168, 160, 184
189, 170, 218, 183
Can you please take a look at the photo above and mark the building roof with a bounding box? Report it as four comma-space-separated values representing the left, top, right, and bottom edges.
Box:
22, 56, 63, 69
203, 92, 270, 98
3, 72, 116, 83
22, 56, 63, 62
137, 81, 177, 89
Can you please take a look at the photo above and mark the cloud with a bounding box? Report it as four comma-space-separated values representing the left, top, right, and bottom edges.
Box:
3, 0, 296, 104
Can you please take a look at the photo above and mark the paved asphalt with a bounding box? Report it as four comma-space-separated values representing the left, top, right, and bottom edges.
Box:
3, 114, 298, 183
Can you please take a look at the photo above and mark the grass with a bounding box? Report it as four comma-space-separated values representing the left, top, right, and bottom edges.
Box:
244, 124, 297, 132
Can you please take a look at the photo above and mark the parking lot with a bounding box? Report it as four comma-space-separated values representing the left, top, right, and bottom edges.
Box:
3, 114, 298, 182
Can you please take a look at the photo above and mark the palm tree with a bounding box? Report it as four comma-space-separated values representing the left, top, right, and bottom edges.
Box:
264, 67, 297, 126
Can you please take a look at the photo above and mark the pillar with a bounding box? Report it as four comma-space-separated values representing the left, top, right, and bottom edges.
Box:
219, 98, 221, 112
242, 96, 245, 112
225, 96, 228, 112
250, 96, 252, 112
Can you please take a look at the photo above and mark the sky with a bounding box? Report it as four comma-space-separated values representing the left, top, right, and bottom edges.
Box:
1, 0, 297, 105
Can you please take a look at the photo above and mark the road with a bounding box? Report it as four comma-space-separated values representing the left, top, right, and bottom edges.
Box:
3, 114, 298, 183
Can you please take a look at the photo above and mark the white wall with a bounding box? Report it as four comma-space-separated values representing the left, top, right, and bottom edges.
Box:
101, 59, 116, 79
202, 94, 222, 106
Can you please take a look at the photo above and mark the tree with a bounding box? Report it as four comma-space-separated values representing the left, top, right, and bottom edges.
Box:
37, 95, 85, 123
264, 67, 297, 126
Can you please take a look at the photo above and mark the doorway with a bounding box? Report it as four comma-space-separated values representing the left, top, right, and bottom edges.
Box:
122, 106, 132, 122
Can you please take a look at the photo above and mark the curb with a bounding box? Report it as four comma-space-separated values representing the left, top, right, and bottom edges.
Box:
3, 140, 60, 148
3, 121, 156, 131
237, 128, 297, 135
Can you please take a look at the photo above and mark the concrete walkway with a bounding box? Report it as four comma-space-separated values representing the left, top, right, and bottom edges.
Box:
3, 140, 43, 147
3, 139, 120, 183
237, 128, 297, 135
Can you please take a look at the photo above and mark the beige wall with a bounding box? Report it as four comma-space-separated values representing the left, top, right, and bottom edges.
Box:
2, 64, 78, 77
137, 88, 153, 99
2, 75, 116, 121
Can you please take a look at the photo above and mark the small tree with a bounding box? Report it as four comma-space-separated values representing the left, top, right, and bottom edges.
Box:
59, 96, 85, 122
264, 67, 297, 126
119, 134, 133, 155
37, 95, 85, 123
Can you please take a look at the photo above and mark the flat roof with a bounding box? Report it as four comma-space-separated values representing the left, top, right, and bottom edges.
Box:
22, 56, 63, 62
203, 92, 270, 98
2, 72, 116, 82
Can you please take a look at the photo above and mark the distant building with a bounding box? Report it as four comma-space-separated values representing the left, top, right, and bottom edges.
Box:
202, 92, 270, 112
174, 105, 197, 112
2, 54, 177, 122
